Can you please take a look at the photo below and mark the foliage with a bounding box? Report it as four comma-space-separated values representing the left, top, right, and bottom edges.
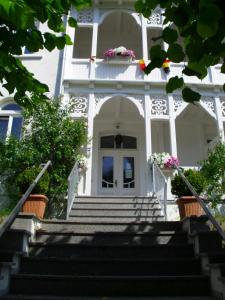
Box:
171, 169, 206, 197
16, 167, 50, 195
200, 142, 225, 207
0, 98, 87, 217
150, 152, 179, 169
135, 0, 225, 102
0, 0, 91, 107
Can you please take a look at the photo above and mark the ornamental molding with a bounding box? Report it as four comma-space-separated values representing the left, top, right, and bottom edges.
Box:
147, 9, 162, 26
70, 95, 88, 114
201, 96, 215, 116
77, 9, 93, 23
220, 97, 225, 117
151, 95, 168, 116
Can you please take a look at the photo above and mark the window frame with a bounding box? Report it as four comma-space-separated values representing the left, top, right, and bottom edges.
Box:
0, 102, 23, 140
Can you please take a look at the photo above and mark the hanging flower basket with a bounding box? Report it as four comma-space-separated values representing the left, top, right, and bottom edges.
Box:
150, 152, 179, 169
104, 46, 136, 61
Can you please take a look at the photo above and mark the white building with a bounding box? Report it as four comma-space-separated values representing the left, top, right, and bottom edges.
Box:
1, 1, 225, 202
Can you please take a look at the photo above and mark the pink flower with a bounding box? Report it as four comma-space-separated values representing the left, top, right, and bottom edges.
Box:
104, 49, 116, 58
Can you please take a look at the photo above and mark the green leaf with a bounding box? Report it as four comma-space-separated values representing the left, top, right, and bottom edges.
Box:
163, 27, 178, 44
182, 87, 201, 103
68, 17, 77, 28
167, 44, 185, 63
166, 76, 184, 93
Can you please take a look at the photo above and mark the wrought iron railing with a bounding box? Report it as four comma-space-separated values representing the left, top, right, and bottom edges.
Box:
0, 161, 51, 239
174, 164, 225, 240
67, 161, 79, 219
152, 162, 168, 221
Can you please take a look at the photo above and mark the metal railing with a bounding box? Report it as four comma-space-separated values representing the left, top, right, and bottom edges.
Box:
174, 164, 225, 240
67, 161, 79, 219
0, 160, 51, 239
152, 162, 168, 221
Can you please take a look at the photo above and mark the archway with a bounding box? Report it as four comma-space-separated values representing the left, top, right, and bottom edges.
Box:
92, 96, 145, 196
97, 11, 142, 59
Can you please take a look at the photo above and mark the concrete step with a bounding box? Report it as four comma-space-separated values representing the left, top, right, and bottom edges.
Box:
72, 202, 161, 210
69, 208, 163, 217
75, 197, 158, 204
0, 297, 218, 300
10, 274, 211, 297
0, 296, 217, 300
41, 220, 183, 232
35, 231, 187, 246
20, 257, 201, 276
68, 216, 165, 222
29, 243, 195, 259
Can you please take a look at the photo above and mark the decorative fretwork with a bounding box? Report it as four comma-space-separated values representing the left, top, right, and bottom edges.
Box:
70, 95, 88, 114
201, 96, 215, 114
220, 97, 225, 117
173, 96, 184, 112
95, 94, 109, 107
77, 9, 93, 23
151, 95, 168, 115
147, 10, 162, 26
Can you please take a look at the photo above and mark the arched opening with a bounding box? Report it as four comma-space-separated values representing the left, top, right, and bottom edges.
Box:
92, 96, 145, 196
176, 104, 217, 166
97, 12, 142, 59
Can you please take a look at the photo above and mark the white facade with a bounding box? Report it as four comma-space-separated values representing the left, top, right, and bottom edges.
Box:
1, 2, 225, 200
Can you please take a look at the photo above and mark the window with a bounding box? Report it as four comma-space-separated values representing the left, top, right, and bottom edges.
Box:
73, 27, 93, 58
0, 103, 23, 140
100, 135, 137, 149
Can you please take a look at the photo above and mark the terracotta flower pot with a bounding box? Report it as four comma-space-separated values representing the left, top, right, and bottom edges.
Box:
22, 194, 48, 219
176, 196, 204, 220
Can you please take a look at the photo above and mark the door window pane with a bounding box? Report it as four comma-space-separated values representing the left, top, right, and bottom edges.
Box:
0, 118, 8, 140
123, 157, 135, 188
2, 103, 21, 111
102, 156, 114, 188
100, 136, 114, 148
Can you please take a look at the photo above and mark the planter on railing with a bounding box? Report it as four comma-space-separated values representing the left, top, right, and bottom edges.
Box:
176, 196, 203, 220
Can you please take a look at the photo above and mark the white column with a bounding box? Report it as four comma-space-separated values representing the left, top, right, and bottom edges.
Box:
141, 16, 148, 61
144, 93, 152, 195
168, 95, 177, 157
85, 93, 95, 195
89, 9, 99, 79
214, 95, 224, 141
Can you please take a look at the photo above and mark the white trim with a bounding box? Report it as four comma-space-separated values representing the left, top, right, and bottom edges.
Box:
95, 94, 144, 118
99, 9, 141, 26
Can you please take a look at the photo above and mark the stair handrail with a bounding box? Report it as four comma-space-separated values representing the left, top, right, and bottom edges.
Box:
152, 161, 168, 221
174, 164, 225, 240
67, 161, 79, 219
0, 160, 52, 239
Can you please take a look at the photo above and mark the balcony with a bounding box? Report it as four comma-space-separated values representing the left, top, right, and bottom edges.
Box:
64, 59, 225, 87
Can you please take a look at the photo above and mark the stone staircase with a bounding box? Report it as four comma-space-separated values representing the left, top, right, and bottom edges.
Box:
0, 196, 225, 299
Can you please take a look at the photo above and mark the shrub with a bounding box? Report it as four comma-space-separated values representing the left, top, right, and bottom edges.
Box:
16, 167, 50, 195
171, 169, 206, 198
200, 142, 225, 207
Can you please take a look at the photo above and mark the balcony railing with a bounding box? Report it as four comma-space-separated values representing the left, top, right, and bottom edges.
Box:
64, 59, 225, 86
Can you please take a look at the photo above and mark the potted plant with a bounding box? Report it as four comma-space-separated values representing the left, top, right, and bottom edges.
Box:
171, 169, 206, 219
16, 166, 50, 219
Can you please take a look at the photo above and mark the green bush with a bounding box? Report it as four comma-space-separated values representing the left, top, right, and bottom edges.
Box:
200, 142, 225, 207
0, 98, 87, 218
16, 167, 50, 195
171, 169, 206, 198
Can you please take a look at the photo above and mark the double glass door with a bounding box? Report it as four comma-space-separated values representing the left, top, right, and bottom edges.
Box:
100, 151, 137, 195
